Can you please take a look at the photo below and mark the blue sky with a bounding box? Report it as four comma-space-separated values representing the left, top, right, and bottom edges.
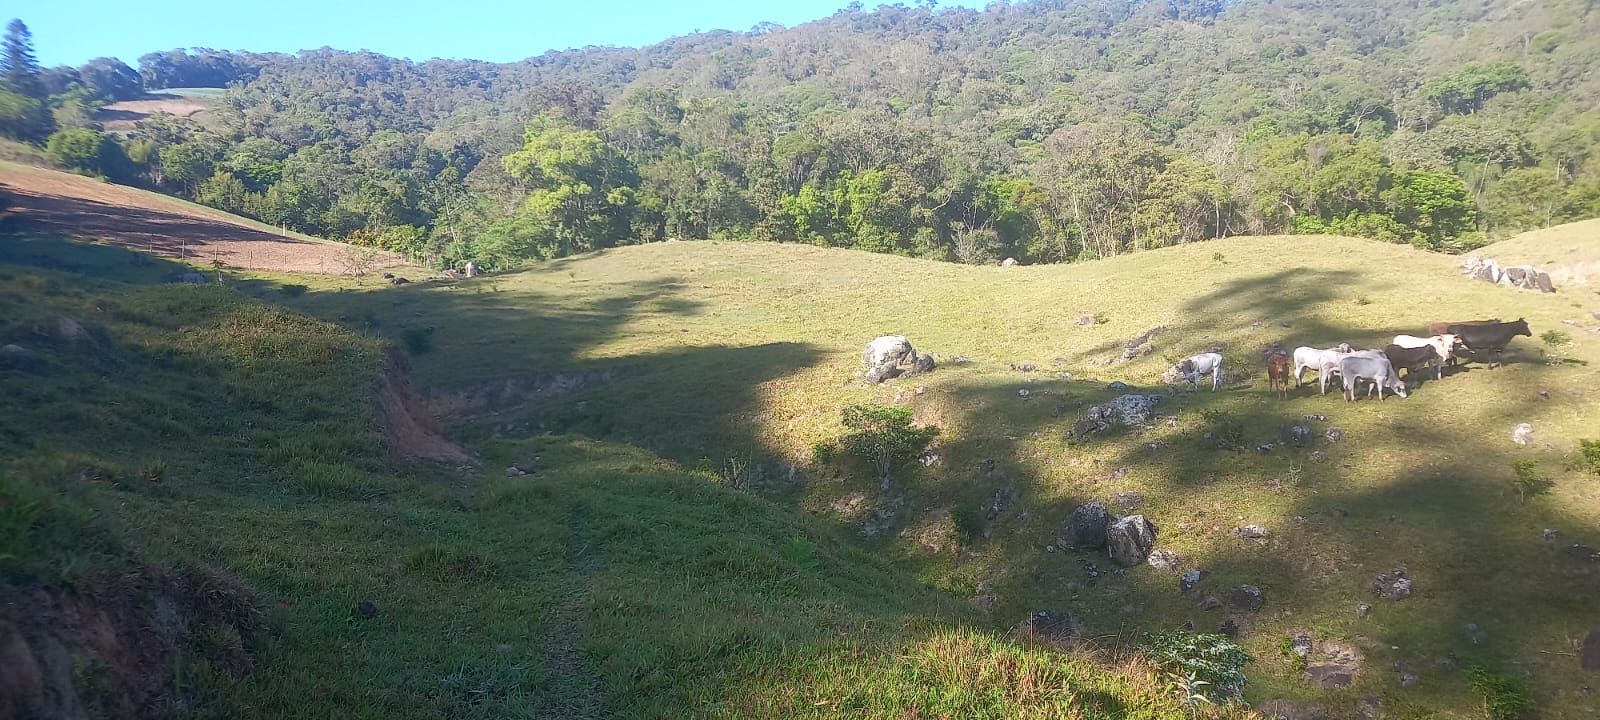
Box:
16, 0, 972, 68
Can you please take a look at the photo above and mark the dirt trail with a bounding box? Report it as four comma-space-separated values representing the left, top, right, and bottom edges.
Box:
376, 351, 473, 464
0, 165, 410, 275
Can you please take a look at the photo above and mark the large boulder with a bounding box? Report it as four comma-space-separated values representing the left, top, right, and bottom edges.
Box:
1107, 515, 1158, 566
865, 362, 903, 384
863, 335, 917, 368
1073, 394, 1162, 439
1059, 501, 1113, 549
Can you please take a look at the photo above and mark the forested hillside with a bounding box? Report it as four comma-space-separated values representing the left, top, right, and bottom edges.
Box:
5, 0, 1600, 269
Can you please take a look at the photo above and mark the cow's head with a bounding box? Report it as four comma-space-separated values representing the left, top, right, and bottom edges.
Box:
1512, 318, 1531, 337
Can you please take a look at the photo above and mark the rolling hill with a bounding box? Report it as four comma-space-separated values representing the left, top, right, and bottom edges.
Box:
5, 200, 1600, 717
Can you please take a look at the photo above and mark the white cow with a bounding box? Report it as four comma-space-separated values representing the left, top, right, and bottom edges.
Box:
1339, 354, 1408, 402
1291, 344, 1353, 395
1392, 334, 1459, 366
1171, 352, 1224, 391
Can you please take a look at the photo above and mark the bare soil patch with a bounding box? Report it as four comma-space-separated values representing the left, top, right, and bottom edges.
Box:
377, 350, 472, 464
0, 165, 409, 275
95, 93, 212, 132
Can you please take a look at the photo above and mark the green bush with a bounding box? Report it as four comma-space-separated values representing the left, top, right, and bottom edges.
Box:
1580, 440, 1600, 476
1139, 631, 1253, 703
1510, 460, 1551, 502
839, 403, 939, 488
1467, 665, 1534, 720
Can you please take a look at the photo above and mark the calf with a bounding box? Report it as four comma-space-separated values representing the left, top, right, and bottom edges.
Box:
1447, 319, 1532, 369
1292, 344, 1352, 395
1172, 352, 1224, 391
1339, 354, 1408, 402
1383, 343, 1443, 381
1265, 352, 1290, 400
1393, 334, 1460, 367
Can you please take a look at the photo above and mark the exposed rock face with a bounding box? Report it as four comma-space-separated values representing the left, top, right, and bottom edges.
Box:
1305, 639, 1364, 689
1107, 515, 1158, 566
1073, 394, 1162, 439
1059, 501, 1113, 549
1461, 255, 1557, 293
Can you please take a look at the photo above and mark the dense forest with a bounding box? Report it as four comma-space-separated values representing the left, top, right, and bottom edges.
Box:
4, 0, 1600, 269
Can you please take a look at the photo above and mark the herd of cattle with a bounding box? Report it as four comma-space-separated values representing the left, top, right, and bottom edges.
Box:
1171, 318, 1534, 401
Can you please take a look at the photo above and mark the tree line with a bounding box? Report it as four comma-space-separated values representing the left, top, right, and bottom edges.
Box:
4, 0, 1600, 270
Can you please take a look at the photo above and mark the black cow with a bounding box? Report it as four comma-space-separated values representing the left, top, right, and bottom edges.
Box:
1446, 318, 1532, 369
1384, 344, 1443, 381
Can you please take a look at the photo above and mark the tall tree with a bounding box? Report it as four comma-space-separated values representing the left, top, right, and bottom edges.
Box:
1, 19, 44, 100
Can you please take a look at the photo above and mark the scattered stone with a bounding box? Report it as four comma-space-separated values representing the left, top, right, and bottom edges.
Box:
504, 465, 528, 477
1538, 390, 1551, 400
356, 600, 379, 619
1544, 528, 1561, 541
1255, 443, 1276, 454
1107, 380, 1130, 391
1180, 569, 1206, 594
1464, 623, 1487, 644
1357, 603, 1372, 618
1218, 618, 1240, 636
1290, 632, 1314, 658
1234, 524, 1271, 540
985, 485, 1018, 520
1014, 610, 1080, 645
1060, 501, 1114, 549
1512, 422, 1534, 445
1305, 640, 1364, 689
909, 353, 936, 374
1461, 255, 1557, 292
1302, 414, 1328, 422
1073, 394, 1162, 439
382, 272, 395, 279
951, 355, 972, 364
1564, 544, 1600, 562
1581, 628, 1600, 671
1142, 441, 1165, 451
1107, 515, 1158, 566
1110, 490, 1143, 509
1198, 595, 1223, 611
1045, 544, 1056, 553
1077, 314, 1095, 326
1372, 569, 1413, 600
1146, 549, 1181, 570
1013, 363, 1037, 372
1084, 562, 1101, 579
1280, 425, 1314, 448
1399, 672, 1419, 688
1000, 257, 1019, 267
1017, 388, 1031, 397
1230, 585, 1266, 611
914, 386, 925, 395
1325, 427, 1344, 443
866, 362, 903, 384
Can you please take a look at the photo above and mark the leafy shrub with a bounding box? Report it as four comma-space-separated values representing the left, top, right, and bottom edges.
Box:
1580, 440, 1600, 476
1199, 409, 1246, 450
1510, 460, 1552, 501
951, 504, 986, 542
838, 403, 939, 488
400, 326, 434, 355
1467, 665, 1534, 720
1540, 330, 1570, 347
1139, 631, 1253, 703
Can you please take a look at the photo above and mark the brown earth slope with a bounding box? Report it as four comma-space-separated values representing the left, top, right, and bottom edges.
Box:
0, 164, 409, 275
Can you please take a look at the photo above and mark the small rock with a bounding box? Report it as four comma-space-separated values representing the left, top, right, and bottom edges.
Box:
390, 277, 411, 285
1218, 618, 1240, 636
1564, 544, 1600, 561
1199, 595, 1223, 611
914, 386, 926, 395
505, 465, 528, 477
1280, 425, 1314, 448
1544, 528, 1561, 541
1018, 388, 1031, 397
1180, 569, 1206, 594
1325, 427, 1344, 443
1059, 501, 1114, 549
356, 600, 379, 619
1045, 544, 1056, 553
1538, 390, 1551, 400
1372, 569, 1412, 600
1255, 443, 1276, 453
1290, 632, 1314, 658
1512, 422, 1534, 445
382, 272, 395, 279
1357, 603, 1372, 618
1234, 524, 1271, 540
910, 353, 936, 374
1399, 672, 1419, 688
1000, 257, 1019, 267
1077, 314, 1095, 326
50, 316, 86, 342
866, 362, 903, 384
1142, 441, 1165, 451
1230, 584, 1266, 611
952, 355, 972, 364
0, 343, 25, 355
1146, 549, 1181, 570
1107, 515, 1158, 566
1107, 380, 1130, 391
1014, 363, 1037, 372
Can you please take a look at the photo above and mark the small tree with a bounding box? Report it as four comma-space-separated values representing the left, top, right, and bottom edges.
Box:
839, 403, 938, 489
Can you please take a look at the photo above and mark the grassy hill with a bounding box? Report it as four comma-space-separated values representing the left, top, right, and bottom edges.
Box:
0, 236, 1260, 718
245, 232, 1600, 718
1481, 218, 1600, 292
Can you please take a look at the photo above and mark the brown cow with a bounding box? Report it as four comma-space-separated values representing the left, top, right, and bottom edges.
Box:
1265, 352, 1291, 400
1427, 318, 1499, 365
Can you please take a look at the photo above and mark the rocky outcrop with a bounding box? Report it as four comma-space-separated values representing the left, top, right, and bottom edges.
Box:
1107, 515, 1158, 566
1461, 256, 1556, 293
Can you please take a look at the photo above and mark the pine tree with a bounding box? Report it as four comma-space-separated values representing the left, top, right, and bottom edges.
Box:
2, 19, 45, 100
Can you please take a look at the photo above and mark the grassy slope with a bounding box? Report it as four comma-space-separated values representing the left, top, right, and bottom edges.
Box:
258, 234, 1600, 718
0, 238, 1246, 718
1480, 218, 1600, 291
